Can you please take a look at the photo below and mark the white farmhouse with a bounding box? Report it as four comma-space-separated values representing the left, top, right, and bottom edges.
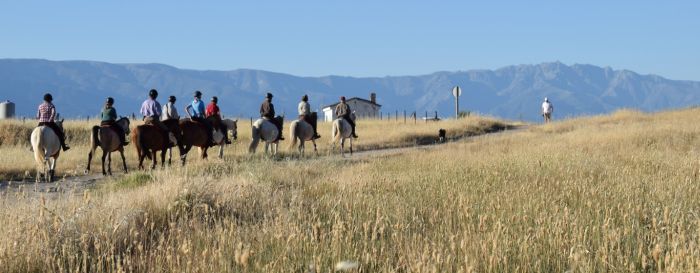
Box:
321, 93, 381, 122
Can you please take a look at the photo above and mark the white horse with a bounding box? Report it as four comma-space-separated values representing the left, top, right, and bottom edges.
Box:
288, 119, 318, 156
30, 120, 64, 182
248, 118, 280, 155
86, 117, 130, 175
331, 117, 354, 157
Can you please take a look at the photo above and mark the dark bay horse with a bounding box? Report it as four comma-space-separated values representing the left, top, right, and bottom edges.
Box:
177, 118, 238, 164
132, 119, 182, 170
86, 117, 130, 175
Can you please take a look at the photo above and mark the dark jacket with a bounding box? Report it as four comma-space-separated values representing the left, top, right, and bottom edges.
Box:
260, 99, 275, 119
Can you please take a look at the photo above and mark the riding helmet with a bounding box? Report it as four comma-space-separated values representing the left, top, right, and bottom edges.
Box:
169, 95, 176, 102
106, 97, 114, 104
43, 93, 53, 102
149, 89, 158, 98
265, 92, 273, 99
302, 94, 308, 102
194, 90, 202, 98
211, 96, 218, 103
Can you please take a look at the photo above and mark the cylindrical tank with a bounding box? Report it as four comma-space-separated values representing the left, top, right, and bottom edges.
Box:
0, 100, 16, 119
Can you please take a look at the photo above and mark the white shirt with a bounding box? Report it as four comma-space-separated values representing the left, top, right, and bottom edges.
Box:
298, 101, 310, 116
542, 101, 553, 114
162, 102, 180, 120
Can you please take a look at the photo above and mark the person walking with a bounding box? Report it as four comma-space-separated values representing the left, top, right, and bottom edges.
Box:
334, 96, 358, 138
36, 93, 70, 151
101, 97, 128, 146
260, 92, 284, 141
542, 97, 554, 123
298, 94, 320, 139
205, 96, 231, 144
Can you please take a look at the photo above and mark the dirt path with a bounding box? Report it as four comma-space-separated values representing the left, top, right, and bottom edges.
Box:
0, 173, 107, 199
0, 125, 528, 197
339, 125, 527, 159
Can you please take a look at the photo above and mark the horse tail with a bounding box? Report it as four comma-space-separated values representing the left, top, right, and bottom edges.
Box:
31, 128, 45, 168
91, 125, 101, 147
288, 121, 299, 150
331, 120, 341, 144
248, 124, 260, 153
133, 127, 151, 160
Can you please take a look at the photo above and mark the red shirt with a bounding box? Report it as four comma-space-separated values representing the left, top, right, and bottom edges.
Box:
205, 102, 220, 117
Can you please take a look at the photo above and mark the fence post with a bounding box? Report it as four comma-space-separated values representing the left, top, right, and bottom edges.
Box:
250, 117, 253, 127
380, 112, 382, 120
425, 111, 428, 123
403, 110, 406, 124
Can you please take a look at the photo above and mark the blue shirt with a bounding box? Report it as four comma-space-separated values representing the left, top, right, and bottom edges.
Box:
189, 99, 205, 118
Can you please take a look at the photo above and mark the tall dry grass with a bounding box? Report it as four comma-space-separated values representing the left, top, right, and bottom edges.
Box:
1, 108, 699, 272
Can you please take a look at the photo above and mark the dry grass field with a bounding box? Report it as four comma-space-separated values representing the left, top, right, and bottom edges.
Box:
0, 116, 508, 181
1, 109, 699, 272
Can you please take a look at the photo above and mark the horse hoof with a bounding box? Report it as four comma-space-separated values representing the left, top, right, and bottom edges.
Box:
84, 170, 89, 175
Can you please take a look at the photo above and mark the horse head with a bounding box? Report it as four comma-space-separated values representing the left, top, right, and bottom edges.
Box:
56, 119, 65, 132
227, 119, 238, 140
117, 116, 131, 135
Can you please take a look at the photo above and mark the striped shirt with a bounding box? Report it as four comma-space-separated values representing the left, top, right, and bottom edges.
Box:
36, 102, 56, 122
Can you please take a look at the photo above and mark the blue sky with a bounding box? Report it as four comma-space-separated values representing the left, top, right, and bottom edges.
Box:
1, 1, 698, 80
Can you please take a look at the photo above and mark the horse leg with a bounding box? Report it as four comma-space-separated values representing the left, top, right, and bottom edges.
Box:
160, 150, 166, 169
101, 150, 108, 175
107, 152, 113, 175
168, 148, 172, 166
218, 144, 224, 159
48, 157, 56, 182
151, 150, 157, 170
86, 147, 94, 174
349, 138, 353, 156
340, 138, 345, 157
119, 148, 128, 174
202, 146, 209, 159
312, 139, 318, 156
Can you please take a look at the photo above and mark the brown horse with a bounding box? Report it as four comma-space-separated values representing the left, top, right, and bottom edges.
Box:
86, 117, 130, 175
177, 118, 237, 164
132, 119, 182, 170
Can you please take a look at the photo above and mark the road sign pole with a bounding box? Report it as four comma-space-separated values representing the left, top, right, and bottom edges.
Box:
452, 86, 461, 119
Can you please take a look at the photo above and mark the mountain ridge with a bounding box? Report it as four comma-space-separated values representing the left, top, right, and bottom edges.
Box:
1, 58, 698, 121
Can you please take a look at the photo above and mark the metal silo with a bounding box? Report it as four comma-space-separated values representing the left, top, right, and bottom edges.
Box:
0, 100, 16, 119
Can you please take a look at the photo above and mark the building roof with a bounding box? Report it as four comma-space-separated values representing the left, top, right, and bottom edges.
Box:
321, 97, 381, 110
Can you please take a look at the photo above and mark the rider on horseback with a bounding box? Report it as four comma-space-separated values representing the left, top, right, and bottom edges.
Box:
205, 96, 232, 144
140, 89, 173, 146
298, 94, 320, 139
37, 93, 70, 151
162, 95, 180, 121
184, 90, 215, 147
260, 92, 284, 141
335, 96, 358, 138
101, 97, 128, 146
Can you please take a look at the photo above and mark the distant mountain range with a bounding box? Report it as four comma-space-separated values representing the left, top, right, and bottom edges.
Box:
1, 59, 699, 121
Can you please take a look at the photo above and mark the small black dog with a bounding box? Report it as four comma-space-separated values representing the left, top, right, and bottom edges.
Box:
438, 129, 446, 143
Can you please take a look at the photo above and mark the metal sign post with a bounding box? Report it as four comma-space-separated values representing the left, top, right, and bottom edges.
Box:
452, 86, 462, 118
